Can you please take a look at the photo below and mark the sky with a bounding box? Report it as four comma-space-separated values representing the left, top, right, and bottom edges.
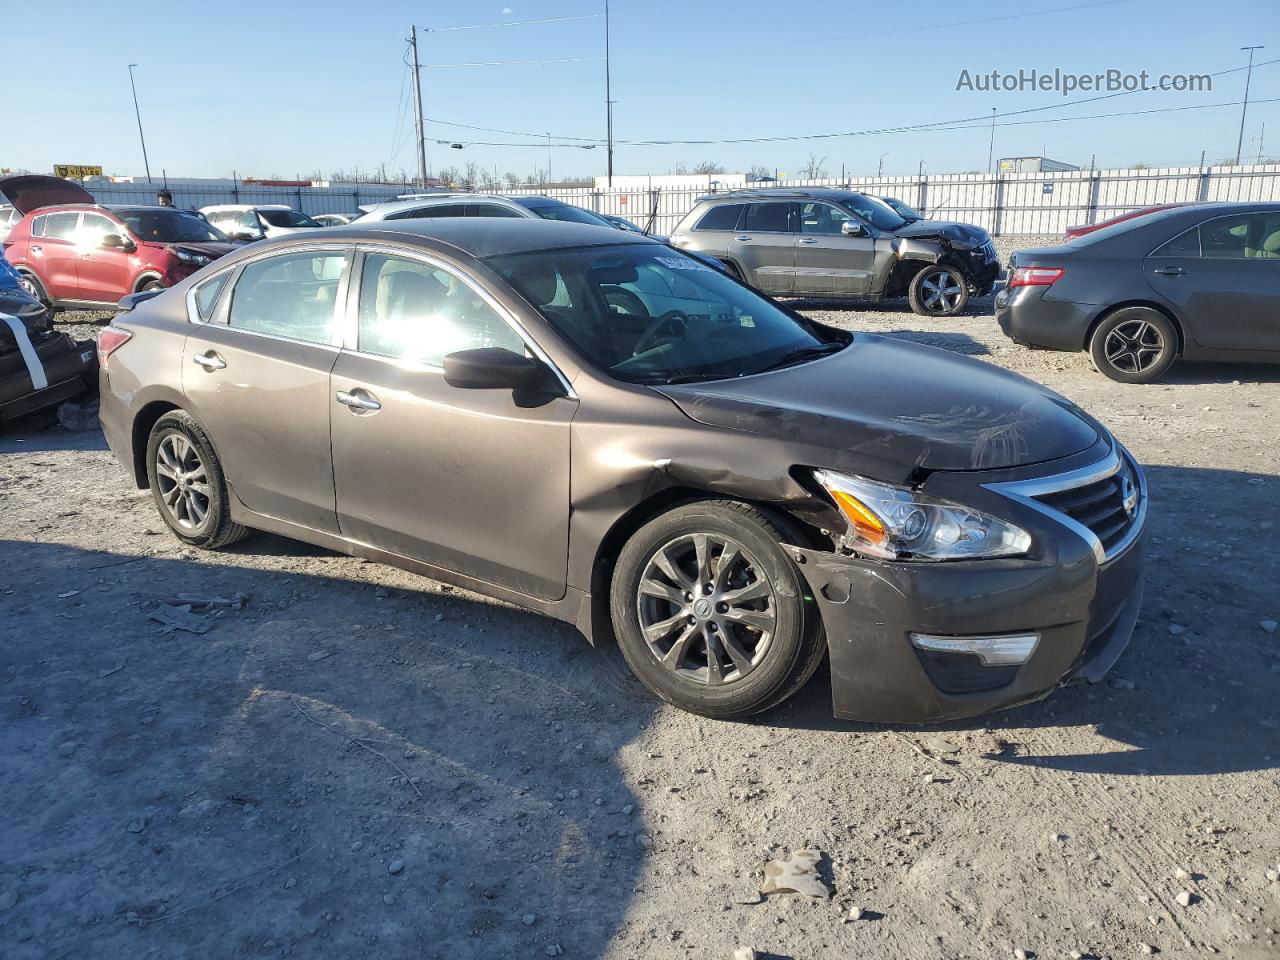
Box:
4, 0, 1278, 182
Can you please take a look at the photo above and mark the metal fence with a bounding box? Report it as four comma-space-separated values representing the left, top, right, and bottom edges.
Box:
84, 164, 1280, 237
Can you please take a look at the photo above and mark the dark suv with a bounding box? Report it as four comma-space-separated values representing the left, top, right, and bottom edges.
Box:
670, 188, 999, 316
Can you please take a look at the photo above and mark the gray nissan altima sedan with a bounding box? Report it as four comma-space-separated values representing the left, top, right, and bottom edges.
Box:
97, 218, 1146, 723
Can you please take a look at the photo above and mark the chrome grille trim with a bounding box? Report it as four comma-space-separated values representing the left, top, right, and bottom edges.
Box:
983, 445, 1147, 564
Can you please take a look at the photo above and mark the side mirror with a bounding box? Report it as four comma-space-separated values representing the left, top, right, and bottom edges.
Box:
231, 229, 262, 242
841, 221, 868, 238
443, 347, 545, 390
101, 233, 134, 251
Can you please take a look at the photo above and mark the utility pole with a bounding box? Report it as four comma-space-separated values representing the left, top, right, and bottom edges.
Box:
1259, 122, 1267, 164
127, 64, 152, 184
1236, 45, 1264, 165
409, 26, 428, 188
547, 133, 552, 186
987, 107, 997, 173
605, 0, 614, 187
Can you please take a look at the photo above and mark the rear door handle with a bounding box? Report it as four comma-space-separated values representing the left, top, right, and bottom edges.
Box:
191, 351, 226, 370
1152, 266, 1187, 276
335, 389, 382, 412
733, 235, 751, 241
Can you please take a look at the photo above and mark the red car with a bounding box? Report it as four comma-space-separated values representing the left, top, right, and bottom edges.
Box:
0, 175, 237, 311
1063, 203, 1193, 240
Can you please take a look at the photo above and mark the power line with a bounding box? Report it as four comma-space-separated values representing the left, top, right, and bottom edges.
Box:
424, 56, 604, 68
423, 56, 1280, 147
427, 12, 606, 32
431, 96, 1280, 150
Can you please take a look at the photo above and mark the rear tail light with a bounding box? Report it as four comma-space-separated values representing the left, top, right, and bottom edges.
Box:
1007, 266, 1065, 289
97, 326, 133, 369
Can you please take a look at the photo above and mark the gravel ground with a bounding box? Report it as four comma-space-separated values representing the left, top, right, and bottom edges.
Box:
2, 237, 1279, 960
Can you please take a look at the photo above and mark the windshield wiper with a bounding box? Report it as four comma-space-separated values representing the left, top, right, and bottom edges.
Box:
751, 341, 845, 375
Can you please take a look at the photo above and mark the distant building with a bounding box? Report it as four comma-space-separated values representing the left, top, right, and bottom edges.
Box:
997, 156, 1080, 173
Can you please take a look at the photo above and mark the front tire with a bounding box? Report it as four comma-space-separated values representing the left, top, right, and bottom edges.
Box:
17, 270, 50, 310
610, 500, 825, 720
1088, 307, 1177, 383
908, 263, 969, 316
145, 410, 248, 549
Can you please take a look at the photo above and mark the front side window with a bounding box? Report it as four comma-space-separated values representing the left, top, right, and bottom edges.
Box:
742, 202, 793, 233
488, 244, 842, 385
468, 203, 524, 218
77, 213, 119, 246
390, 204, 467, 220
693, 203, 744, 231
258, 209, 321, 228
510, 198, 614, 227
838, 193, 907, 231
357, 253, 525, 366
1199, 213, 1280, 259
227, 251, 347, 345
799, 202, 856, 236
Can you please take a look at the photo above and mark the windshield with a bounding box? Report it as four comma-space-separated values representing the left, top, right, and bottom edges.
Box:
258, 208, 321, 228
878, 196, 922, 221
116, 209, 228, 243
839, 193, 908, 231
511, 198, 615, 227
487, 244, 844, 385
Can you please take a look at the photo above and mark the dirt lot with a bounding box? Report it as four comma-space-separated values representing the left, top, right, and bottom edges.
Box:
2, 238, 1279, 960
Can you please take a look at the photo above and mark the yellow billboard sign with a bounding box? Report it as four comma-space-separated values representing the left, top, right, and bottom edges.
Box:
53, 164, 103, 179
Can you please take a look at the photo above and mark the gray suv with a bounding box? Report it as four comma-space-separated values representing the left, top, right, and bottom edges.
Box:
670, 189, 999, 316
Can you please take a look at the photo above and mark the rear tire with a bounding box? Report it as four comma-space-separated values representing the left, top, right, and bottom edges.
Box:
138, 279, 164, 293
610, 500, 825, 720
145, 410, 248, 549
908, 263, 969, 316
17, 270, 50, 310
1088, 307, 1177, 383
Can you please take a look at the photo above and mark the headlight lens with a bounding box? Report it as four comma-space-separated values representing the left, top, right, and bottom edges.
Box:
173, 249, 210, 266
813, 469, 1031, 561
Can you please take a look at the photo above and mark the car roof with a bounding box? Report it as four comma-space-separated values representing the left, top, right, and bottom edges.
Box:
358, 194, 530, 217
283, 217, 656, 259
201, 204, 293, 211
694, 187, 866, 203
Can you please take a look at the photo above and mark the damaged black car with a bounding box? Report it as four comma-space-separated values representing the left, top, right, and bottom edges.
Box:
0, 281, 96, 426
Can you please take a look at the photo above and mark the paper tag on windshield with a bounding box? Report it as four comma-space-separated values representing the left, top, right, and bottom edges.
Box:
656, 256, 713, 272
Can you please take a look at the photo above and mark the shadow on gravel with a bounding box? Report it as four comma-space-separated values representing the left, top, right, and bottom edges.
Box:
0, 539, 653, 960
783, 295, 997, 319
765, 464, 1280, 779
1157, 361, 1280, 385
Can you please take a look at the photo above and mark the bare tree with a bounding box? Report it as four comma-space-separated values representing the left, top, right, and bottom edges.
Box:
504, 171, 522, 189
437, 166, 460, 188
800, 153, 828, 179
691, 160, 725, 175
462, 161, 481, 190
746, 164, 772, 182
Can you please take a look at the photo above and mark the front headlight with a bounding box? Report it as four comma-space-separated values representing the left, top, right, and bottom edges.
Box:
813, 469, 1031, 561
173, 249, 210, 266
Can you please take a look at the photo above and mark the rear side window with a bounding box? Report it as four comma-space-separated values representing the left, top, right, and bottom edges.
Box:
35, 212, 80, 240
192, 273, 229, 321
227, 251, 347, 345
694, 204, 744, 231
1151, 227, 1200, 258
389, 204, 467, 220
742, 202, 793, 233
357, 253, 525, 366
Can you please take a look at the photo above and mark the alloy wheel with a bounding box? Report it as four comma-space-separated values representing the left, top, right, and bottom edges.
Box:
635, 533, 777, 685
155, 433, 211, 531
920, 269, 964, 312
1104, 319, 1165, 373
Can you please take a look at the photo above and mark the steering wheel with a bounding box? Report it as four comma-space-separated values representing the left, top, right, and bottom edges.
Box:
632, 310, 691, 357
603, 286, 649, 319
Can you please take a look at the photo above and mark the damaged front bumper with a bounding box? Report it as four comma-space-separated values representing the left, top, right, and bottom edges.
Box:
0, 328, 97, 423
789, 525, 1144, 724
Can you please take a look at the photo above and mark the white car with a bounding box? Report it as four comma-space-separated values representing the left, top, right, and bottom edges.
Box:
354, 193, 620, 227
199, 204, 322, 241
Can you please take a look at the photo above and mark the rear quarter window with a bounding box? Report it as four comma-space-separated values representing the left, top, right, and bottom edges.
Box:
694, 204, 744, 231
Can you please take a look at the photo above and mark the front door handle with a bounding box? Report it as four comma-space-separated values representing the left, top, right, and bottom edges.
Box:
191, 351, 226, 370
799, 238, 819, 244
1152, 266, 1187, 277
733, 235, 752, 241
335, 389, 382, 412
30, 245, 41, 253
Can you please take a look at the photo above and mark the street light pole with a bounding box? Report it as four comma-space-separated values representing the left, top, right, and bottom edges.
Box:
547, 133, 552, 186
409, 26, 428, 188
987, 107, 997, 173
127, 64, 152, 185
1236, 45, 1264, 165
605, 0, 614, 187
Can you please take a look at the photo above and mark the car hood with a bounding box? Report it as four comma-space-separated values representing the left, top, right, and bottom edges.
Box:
0, 174, 95, 214
655, 335, 1100, 475
894, 219, 991, 247
140, 240, 238, 259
